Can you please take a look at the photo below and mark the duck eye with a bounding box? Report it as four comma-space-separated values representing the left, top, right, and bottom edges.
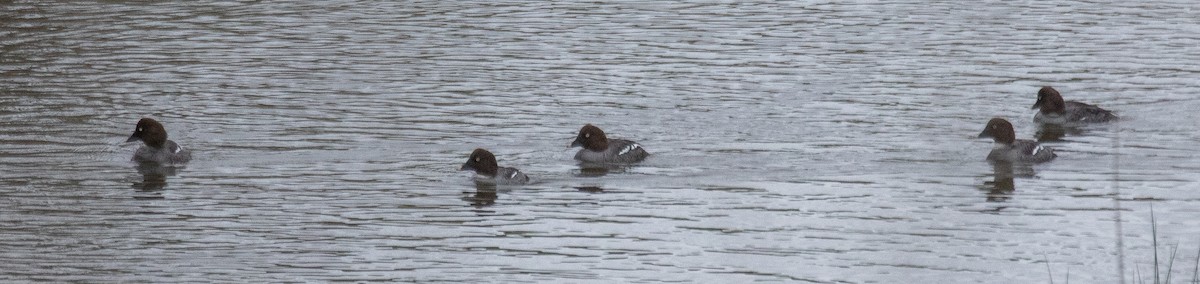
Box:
137, 127, 143, 132
475, 157, 480, 162
584, 133, 591, 138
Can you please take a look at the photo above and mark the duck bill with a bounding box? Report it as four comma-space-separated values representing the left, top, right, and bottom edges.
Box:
569, 139, 582, 148
977, 130, 992, 138
125, 133, 141, 143
1031, 99, 1043, 109
459, 163, 475, 172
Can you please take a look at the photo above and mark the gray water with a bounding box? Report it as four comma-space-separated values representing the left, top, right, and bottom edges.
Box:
3, 1, 1200, 283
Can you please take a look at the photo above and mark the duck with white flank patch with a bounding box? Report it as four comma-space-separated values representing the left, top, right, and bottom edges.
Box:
977, 118, 1057, 163
125, 118, 192, 165
459, 148, 529, 185
1032, 86, 1117, 125
569, 124, 649, 164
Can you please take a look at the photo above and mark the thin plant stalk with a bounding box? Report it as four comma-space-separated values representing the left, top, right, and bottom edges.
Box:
1137, 263, 1143, 284
1046, 253, 1055, 284
1112, 99, 1125, 284
1190, 240, 1199, 284
1166, 244, 1179, 284
1153, 204, 1159, 284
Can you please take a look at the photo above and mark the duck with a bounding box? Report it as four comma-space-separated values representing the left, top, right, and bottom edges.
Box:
977, 118, 1056, 163
126, 118, 191, 165
1032, 86, 1117, 124
459, 148, 529, 185
569, 124, 649, 164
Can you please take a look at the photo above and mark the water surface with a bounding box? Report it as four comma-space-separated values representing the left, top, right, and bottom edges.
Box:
3, 1, 1200, 283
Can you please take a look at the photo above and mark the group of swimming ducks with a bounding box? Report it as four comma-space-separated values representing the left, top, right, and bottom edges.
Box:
124, 86, 1115, 185
978, 86, 1117, 164
458, 123, 649, 185
125, 118, 650, 185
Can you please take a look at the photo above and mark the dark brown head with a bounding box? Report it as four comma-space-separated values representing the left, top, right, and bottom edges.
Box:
1032, 86, 1066, 114
460, 148, 499, 176
978, 118, 1016, 144
569, 124, 608, 151
126, 118, 168, 148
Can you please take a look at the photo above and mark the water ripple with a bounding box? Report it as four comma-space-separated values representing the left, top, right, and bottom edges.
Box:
3, 1, 1200, 283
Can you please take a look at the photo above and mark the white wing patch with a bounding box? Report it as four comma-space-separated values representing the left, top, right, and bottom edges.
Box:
619, 144, 641, 156
1031, 145, 1043, 156
173, 145, 184, 154
509, 171, 518, 179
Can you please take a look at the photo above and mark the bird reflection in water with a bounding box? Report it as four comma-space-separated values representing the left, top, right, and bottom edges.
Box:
577, 166, 610, 177
131, 162, 180, 192
574, 163, 620, 192
575, 186, 604, 193
575, 163, 636, 177
463, 182, 498, 207
981, 161, 1037, 202
1035, 123, 1095, 142
1034, 124, 1064, 142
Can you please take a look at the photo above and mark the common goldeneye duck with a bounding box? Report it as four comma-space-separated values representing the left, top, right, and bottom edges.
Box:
459, 148, 529, 185
977, 118, 1056, 163
1032, 86, 1117, 124
569, 124, 649, 163
125, 118, 191, 165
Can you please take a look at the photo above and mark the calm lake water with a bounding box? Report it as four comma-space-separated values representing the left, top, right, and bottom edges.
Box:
3, 1, 1200, 283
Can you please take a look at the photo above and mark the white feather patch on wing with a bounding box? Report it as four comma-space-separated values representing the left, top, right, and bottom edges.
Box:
1031, 145, 1043, 156
509, 171, 518, 179
619, 144, 641, 156
173, 145, 184, 154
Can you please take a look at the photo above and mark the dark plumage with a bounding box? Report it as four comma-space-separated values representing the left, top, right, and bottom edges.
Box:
569, 124, 649, 164
1032, 86, 1117, 124
459, 148, 528, 185
126, 118, 191, 164
977, 118, 1056, 163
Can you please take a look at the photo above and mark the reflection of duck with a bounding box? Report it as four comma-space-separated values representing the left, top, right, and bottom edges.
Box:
982, 161, 1015, 202
1034, 122, 1092, 142
576, 164, 613, 177
132, 162, 179, 191
1034, 123, 1066, 142
575, 161, 644, 177
980, 160, 1037, 202
575, 186, 604, 193
463, 183, 498, 207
